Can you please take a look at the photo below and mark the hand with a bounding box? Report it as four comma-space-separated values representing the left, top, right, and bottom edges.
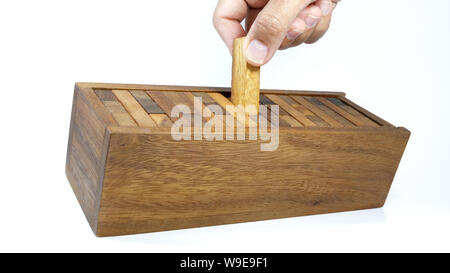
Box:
213, 0, 340, 66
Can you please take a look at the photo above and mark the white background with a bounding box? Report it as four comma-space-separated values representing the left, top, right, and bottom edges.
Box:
0, 0, 449, 252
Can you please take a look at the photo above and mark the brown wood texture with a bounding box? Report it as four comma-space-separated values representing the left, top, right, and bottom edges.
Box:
96, 127, 410, 236
66, 85, 117, 233
231, 37, 260, 109
67, 83, 410, 236
112, 90, 157, 127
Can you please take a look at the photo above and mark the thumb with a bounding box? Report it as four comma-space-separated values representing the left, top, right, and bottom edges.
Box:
245, 0, 313, 66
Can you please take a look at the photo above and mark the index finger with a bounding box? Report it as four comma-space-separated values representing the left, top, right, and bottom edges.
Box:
213, 0, 248, 53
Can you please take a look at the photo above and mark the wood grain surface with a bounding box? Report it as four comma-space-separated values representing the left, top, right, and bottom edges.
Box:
231, 37, 260, 109
66, 85, 117, 233
66, 83, 410, 236
96, 127, 410, 236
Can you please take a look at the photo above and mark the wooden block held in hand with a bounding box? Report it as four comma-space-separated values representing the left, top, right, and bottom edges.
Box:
231, 37, 260, 111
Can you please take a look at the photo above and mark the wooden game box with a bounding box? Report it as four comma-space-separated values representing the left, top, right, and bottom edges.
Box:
65, 82, 409, 236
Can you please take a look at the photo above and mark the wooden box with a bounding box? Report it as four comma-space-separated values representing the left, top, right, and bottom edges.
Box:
66, 82, 409, 236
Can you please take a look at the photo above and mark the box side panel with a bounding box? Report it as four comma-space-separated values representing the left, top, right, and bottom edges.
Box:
96, 127, 409, 236
65, 85, 115, 233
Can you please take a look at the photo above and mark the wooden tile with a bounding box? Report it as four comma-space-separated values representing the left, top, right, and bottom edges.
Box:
208, 92, 256, 128
266, 95, 316, 127
324, 97, 379, 127
317, 97, 368, 127
95, 89, 117, 102
338, 103, 379, 127
291, 95, 343, 127
130, 90, 165, 114
260, 94, 275, 105
193, 92, 218, 106
103, 101, 137, 127
340, 97, 393, 127
150, 114, 173, 128
260, 95, 302, 127
146, 91, 176, 119
305, 96, 354, 127
112, 90, 156, 127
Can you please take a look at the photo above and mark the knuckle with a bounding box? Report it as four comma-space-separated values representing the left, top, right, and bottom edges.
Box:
255, 13, 285, 38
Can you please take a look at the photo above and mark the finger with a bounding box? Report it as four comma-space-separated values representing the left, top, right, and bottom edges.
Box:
245, 0, 269, 31
287, 25, 316, 48
245, 8, 261, 32
306, 14, 332, 44
213, 0, 248, 53
245, 0, 314, 66
279, 17, 306, 49
283, 0, 338, 49
306, 0, 336, 43
298, 4, 322, 30
315, 0, 333, 17
280, 4, 321, 50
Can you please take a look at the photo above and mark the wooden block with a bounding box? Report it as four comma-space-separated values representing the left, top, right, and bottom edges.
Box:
266, 94, 316, 127
305, 96, 355, 127
209, 92, 256, 128
146, 91, 176, 119
130, 90, 165, 114
103, 101, 137, 127
291, 95, 343, 127
95, 89, 117, 101
340, 97, 393, 127
231, 37, 260, 109
317, 97, 368, 127
66, 82, 410, 236
150, 114, 172, 128
113, 90, 156, 127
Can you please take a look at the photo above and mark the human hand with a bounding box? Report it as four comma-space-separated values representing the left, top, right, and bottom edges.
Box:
213, 0, 340, 66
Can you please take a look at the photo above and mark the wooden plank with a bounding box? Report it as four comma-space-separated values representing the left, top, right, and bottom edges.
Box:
77, 82, 345, 97
317, 97, 368, 127
258, 95, 285, 127
146, 91, 176, 119
231, 37, 260, 109
130, 90, 165, 114
208, 92, 256, 128
149, 114, 173, 128
184, 92, 217, 122
192, 92, 218, 106
260, 95, 302, 127
340, 97, 394, 127
174, 92, 205, 128
188, 92, 231, 133
291, 95, 343, 127
280, 114, 303, 127
266, 94, 317, 127
326, 97, 378, 127
112, 90, 156, 127
280, 95, 329, 127
95, 89, 117, 101
305, 96, 355, 127
103, 101, 137, 127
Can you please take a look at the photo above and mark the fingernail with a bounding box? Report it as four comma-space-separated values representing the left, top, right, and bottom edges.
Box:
319, 1, 332, 16
287, 30, 300, 41
246, 39, 268, 65
305, 14, 320, 28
